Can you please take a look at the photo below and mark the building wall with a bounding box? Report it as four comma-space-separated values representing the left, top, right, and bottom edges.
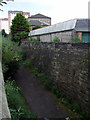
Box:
8, 11, 30, 33
21, 42, 90, 111
0, 19, 9, 34
31, 31, 74, 42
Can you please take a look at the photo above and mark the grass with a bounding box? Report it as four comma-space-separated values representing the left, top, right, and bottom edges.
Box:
5, 80, 37, 120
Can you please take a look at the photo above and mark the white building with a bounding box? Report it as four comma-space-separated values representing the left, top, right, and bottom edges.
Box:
0, 18, 9, 34
0, 10, 30, 34
8, 11, 30, 33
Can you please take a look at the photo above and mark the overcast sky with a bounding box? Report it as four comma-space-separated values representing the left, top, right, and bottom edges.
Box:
0, 0, 89, 24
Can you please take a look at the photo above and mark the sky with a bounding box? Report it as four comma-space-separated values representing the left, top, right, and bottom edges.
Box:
0, 0, 89, 24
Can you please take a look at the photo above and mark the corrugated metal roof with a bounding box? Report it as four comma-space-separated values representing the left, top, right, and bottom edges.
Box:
75, 19, 90, 32
29, 19, 77, 36
29, 19, 90, 36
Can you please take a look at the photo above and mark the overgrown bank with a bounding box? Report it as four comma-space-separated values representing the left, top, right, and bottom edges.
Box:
2, 36, 37, 120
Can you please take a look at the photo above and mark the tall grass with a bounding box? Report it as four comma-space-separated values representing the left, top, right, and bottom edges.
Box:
5, 80, 37, 120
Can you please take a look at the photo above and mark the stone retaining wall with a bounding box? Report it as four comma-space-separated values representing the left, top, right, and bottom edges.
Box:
21, 42, 90, 111
0, 62, 11, 120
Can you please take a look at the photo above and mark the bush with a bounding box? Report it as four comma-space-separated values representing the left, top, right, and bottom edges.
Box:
32, 25, 42, 30
1, 29, 7, 37
72, 37, 81, 42
2, 36, 23, 79
52, 37, 60, 42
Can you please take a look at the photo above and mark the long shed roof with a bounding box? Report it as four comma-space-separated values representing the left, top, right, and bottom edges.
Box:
29, 19, 90, 36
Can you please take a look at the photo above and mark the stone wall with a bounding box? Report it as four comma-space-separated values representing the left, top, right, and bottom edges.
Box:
21, 42, 90, 111
0, 62, 11, 120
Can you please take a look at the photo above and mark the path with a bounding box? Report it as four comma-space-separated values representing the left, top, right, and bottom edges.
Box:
15, 66, 69, 119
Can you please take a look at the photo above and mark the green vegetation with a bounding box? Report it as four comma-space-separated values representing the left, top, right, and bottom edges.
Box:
5, 80, 37, 120
52, 37, 60, 42
72, 37, 81, 42
0, 0, 7, 11
2, 36, 37, 119
26, 37, 39, 42
2, 36, 24, 79
23, 58, 90, 120
1, 29, 7, 37
32, 25, 42, 30
10, 12, 29, 45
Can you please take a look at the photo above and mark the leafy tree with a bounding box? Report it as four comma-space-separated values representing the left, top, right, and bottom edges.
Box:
10, 13, 29, 45
32, 25, 42, 30
1, 29, 7, 37
0, 0, 7, 11
0, 0, 14, 11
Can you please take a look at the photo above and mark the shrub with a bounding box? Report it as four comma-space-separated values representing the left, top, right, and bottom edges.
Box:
52, 37, 60, 42
32, 25, 42, 30
72, 37, 81, 42
2, 36, 23, 79
1, 29, 7, 37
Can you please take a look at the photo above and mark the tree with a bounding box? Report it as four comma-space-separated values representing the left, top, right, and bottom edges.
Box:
10, 13, 29, 45
1, 29, 7, 37
0, 0, 14, 11
0, 0, 7, 11
32, 25, 42, 30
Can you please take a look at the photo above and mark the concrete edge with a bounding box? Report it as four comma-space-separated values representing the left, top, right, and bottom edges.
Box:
0, 62, 11, 120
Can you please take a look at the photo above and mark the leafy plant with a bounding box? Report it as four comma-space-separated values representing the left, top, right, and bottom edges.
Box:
2, 36, 23, 79
5, 80, 37, 120
70, 103, 80, 112
52, 37, 60, 42
1, 29, 7, 37
81, 111, 90, 120
32, 25, 42, 30
26, 38, 39, 42
72, 37, 81, 42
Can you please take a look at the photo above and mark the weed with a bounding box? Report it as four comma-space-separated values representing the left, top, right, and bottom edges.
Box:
52, 37, 60, 42
5, 80, 37, 120
70, 103, 80, 112
26, 38, 39, 42
23, 59, 89, 120
72, 37, 81, 42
